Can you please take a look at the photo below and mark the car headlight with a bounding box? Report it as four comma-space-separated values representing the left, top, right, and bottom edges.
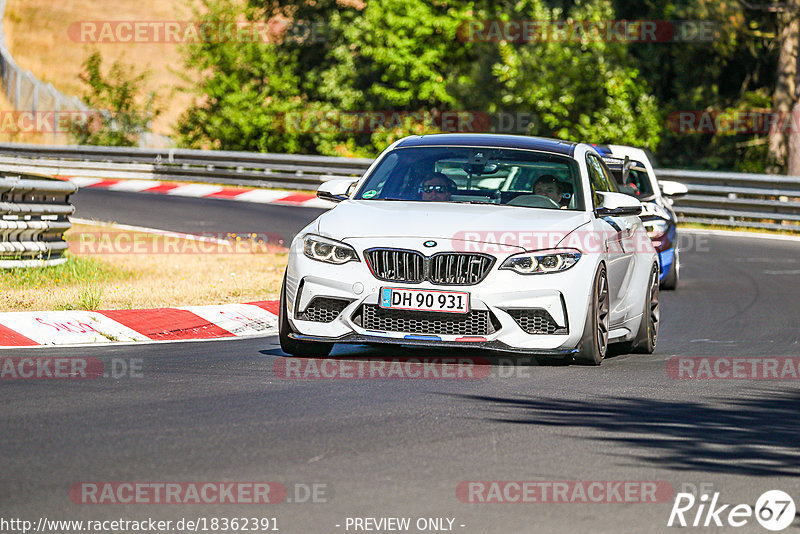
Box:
499, 249, 581, 275
302, 234, 360, 264
644, 220, 669, 239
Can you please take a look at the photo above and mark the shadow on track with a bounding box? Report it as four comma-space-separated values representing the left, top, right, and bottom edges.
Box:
451, 389, 800, 477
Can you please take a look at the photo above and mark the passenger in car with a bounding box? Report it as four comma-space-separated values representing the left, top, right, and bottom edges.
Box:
533, 174, 565, 205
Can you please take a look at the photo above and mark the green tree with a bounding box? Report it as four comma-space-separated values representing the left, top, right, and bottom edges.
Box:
73, 52, 159, 147
613, 0, 777, 171
493, 0, 661, 148
178, 0, 663, 156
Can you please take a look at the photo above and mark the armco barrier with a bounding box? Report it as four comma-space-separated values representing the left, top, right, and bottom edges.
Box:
0, 143, 373, 191
0, 172, 76, 268
0, 142, 798, 231
657, 169, 800, 231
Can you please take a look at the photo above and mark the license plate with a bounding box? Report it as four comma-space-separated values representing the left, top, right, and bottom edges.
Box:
380, 287, 470, 314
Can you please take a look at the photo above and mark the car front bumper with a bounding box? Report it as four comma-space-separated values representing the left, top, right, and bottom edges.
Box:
285, 240, 598, 353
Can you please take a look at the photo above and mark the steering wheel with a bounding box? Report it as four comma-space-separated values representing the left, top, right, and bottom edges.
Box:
507, 194, 562, 209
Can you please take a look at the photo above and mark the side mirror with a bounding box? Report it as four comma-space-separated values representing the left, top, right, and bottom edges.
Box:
317, 179, 357, 203
596, 191, 642, 217
659, 180, 688, 198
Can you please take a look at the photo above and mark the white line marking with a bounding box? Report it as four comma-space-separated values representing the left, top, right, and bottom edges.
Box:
179, 303, 278, 336
233, 189, 293, 203
166, 184, 224, 197
0, 311, 149, 345
298, 197, 336, 208
68, 177, 104, 188
764, 269, 800, 275
70, 218, 231, 245
683, 228, 800, 243
107, 179, 163, 192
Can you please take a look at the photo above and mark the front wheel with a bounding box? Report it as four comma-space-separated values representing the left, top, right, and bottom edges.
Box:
278, 276, 333, 358
574, 265, 609, 366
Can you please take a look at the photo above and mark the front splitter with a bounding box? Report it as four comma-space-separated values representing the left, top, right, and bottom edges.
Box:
289, 333, 578, 357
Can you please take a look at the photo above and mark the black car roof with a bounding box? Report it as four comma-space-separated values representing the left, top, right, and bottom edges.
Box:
394, 134, 578, 156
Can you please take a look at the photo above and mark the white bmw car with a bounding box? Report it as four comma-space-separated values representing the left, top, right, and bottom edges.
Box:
279, 134, 660, 365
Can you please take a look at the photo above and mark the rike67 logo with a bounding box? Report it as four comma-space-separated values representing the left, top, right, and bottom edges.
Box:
668, 490, 796, 531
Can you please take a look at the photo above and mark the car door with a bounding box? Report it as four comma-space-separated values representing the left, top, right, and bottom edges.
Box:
586, 153, 635, 324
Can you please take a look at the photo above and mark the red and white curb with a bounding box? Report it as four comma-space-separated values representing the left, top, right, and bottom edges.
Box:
0, 301, 279, 348
62, 176, 334, 209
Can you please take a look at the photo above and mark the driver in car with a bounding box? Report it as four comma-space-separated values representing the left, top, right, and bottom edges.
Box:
533, 174, 565, 205
419, 173, 457, 202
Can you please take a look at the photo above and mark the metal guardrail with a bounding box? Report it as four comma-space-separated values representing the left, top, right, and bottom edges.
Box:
657, 169, 800, 231
0, 142, 798, 232
0, 172, 76, 268
0, 143, 374, 190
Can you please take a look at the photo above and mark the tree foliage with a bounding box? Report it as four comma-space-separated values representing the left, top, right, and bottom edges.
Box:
176, 0, 789, 171
73, 52, 159, 147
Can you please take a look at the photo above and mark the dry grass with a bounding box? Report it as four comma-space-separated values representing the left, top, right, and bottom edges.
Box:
0, 91, 55, 144
3, 0, 200, 138
1, 222, 287, 312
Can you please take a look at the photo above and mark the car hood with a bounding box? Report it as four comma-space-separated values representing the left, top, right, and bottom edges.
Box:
315, 200, 591, 251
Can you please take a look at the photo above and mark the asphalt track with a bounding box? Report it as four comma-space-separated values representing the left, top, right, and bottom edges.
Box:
71, 188, 327, 245
1, 189, 799, 533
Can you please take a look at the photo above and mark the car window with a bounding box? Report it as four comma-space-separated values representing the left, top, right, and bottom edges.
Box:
600, 155, 655, 199
585, 153, 613, 207
611, 166, 655, 199
597, 158, 620, 193
586, 154, 615, 191
354, 146, 585, 211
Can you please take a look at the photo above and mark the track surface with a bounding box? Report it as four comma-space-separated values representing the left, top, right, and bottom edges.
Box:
71, 188, 326, 244
2, 190, 799, 533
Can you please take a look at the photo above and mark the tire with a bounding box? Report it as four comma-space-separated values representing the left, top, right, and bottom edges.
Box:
660, 248, 679, 290
574, 265, 610, 366
628, 263, 660, 354
278, 276, 333, 358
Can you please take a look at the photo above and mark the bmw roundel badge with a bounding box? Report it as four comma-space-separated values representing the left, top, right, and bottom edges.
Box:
423, 240, 437, 248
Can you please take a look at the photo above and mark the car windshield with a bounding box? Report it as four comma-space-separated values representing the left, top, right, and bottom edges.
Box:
354, 146, 585, 211
603, 157, 655, 199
